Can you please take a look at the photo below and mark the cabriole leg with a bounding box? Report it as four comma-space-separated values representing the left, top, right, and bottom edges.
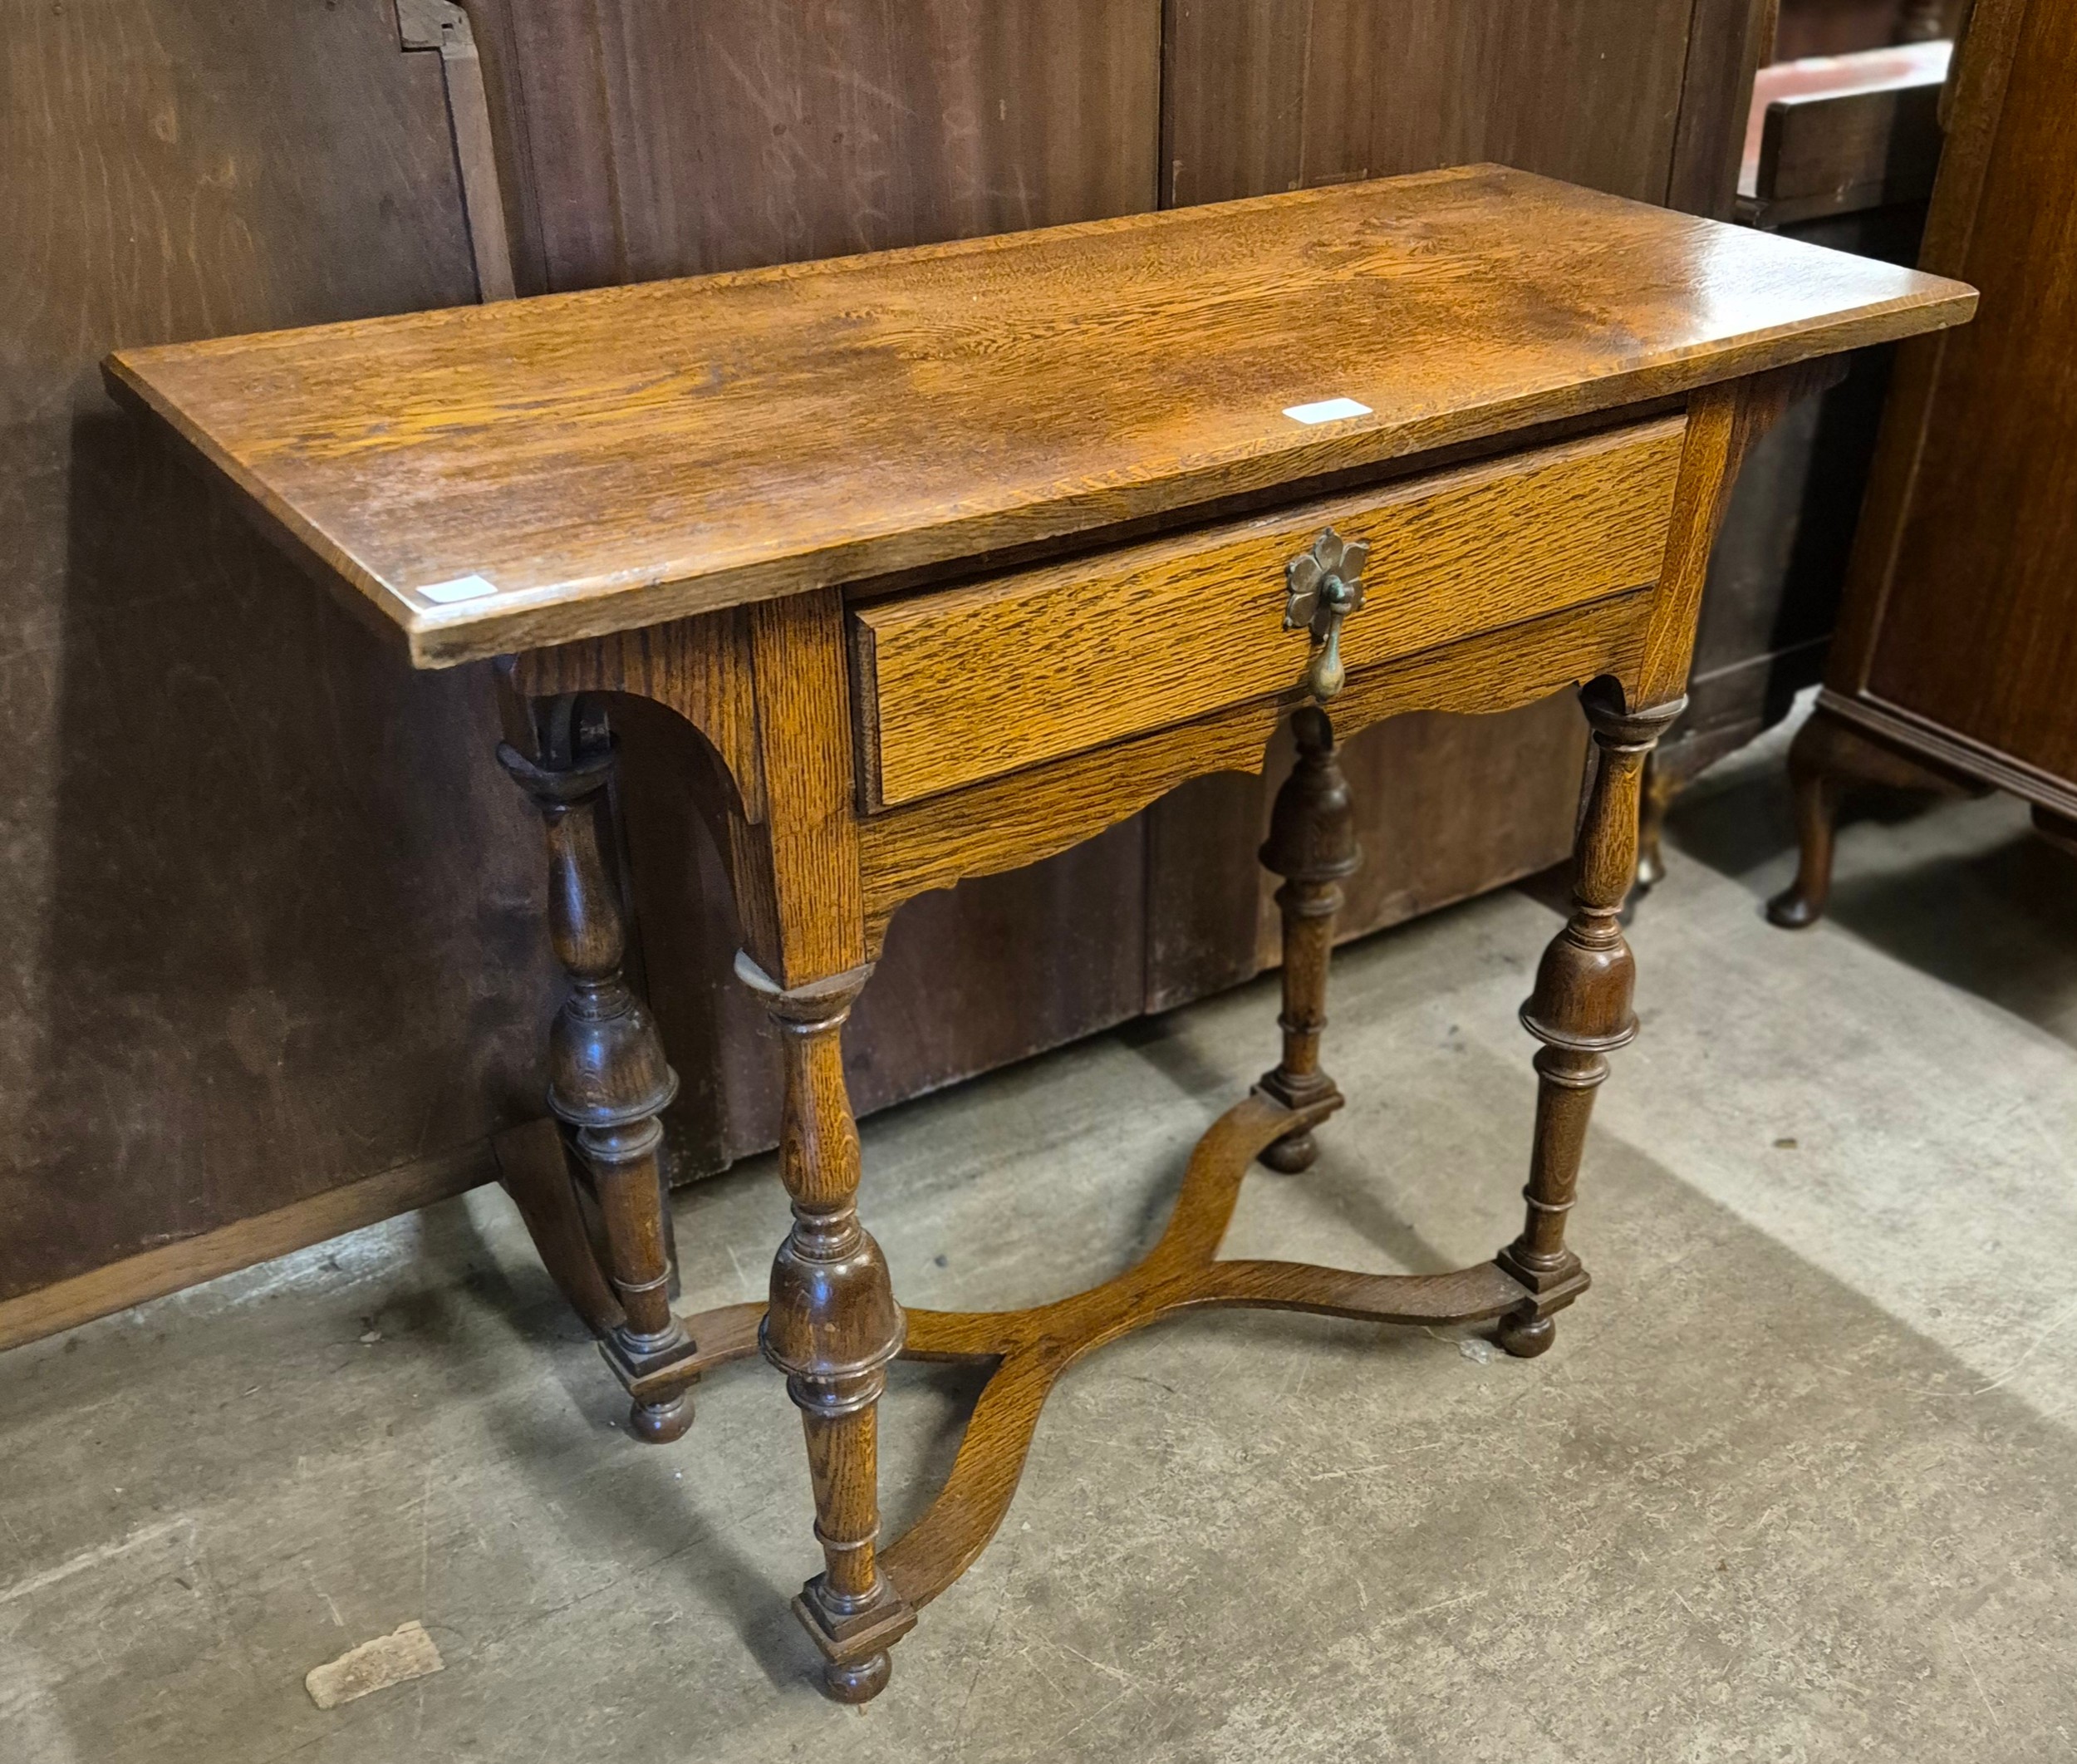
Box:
498, 701, 695, 1442
1765, 700, 1978, 929
1767, 708, 1848, 929
1496, 683, 1682, 1358
1257, 706, 1361, 1172
738, 955, 913, 1704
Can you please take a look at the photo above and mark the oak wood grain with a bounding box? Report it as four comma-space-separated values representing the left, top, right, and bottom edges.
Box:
1149, 1, 1766, 1015
1254, 706, 1358, 1172
106, 165, 1971, 667
510, 608, 765, 819
450, 0, 1166, 1250
1495, 684, 1682, 1357
1636, 362, 1842, 707
1638, 385, 1746, 705
164, 125, 1971, 1698
647, 1092, 1559, 1610
1147, 0, 1759, 1023
857, 590, 1651, 943
494, 696, 699, 1440
854, 417, 1686, 807
1245, 695, 1592, 975
743, 591, 869, 985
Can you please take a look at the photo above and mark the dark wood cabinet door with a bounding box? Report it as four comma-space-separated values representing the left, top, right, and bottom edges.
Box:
1797, 0, 2077, 813
1849, 0, 2077, 786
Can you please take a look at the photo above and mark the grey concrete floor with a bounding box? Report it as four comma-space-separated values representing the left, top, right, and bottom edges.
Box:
5, 710, 2077, 1763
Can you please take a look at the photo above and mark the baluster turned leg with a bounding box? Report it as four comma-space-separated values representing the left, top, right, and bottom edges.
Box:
1496, 683, 1682, 1358
1257, 706, 1361, 1172
737, 956, 914, 1704
498, 707, 695, 1442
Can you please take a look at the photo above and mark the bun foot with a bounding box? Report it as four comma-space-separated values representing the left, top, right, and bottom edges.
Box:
628, 1393, 694, 1442
1765, 883, 1823, 929
822, 1651, 891, 1704
1496, 1307, 1556, 1359
1258, 1128, 1318, 1173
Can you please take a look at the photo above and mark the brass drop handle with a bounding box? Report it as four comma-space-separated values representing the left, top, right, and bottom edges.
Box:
1284, 527, 1371, 702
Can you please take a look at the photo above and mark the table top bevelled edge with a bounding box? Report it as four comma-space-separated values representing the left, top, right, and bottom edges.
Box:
101, 164, 1974, 670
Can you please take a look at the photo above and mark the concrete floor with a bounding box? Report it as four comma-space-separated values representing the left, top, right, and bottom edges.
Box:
5, 711, 2077, 1763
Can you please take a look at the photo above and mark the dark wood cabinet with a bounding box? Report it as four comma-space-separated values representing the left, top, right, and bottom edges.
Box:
1636, 35, 1956, 885
1770, 0, 2077, 926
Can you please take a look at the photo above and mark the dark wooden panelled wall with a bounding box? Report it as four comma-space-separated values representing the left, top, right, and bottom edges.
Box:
0, 0, 1770, 1341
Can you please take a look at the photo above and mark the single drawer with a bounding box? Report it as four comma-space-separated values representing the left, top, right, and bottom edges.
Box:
852, 413, 1687, 808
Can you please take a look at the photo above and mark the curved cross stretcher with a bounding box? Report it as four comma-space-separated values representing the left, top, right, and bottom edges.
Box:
588, 1085, 1575, 1617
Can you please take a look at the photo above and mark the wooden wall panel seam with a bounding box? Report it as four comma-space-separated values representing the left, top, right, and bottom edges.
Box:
1666, 0, 1775, 217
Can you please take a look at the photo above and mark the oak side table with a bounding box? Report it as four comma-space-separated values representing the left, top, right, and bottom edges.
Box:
106, 166, 1971, 1703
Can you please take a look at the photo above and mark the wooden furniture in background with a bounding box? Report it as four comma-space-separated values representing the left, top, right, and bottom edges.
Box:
1769, 0, 2077, 925
1775, 0, 1966, 59
0, 0, 1779, 1349
1739, 38, 1951, 230
110, 169, 1970, 1700
1636, 30, 1957, 889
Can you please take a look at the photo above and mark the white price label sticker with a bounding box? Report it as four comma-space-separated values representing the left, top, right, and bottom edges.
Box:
417, 573, 500, 604
1283, 396, 1372, 425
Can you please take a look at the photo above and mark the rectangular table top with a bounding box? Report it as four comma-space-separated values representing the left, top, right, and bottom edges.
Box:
106, 164, 1972, 668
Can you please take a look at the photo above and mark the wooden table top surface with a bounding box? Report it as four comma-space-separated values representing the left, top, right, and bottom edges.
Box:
105, 164, 1973, 668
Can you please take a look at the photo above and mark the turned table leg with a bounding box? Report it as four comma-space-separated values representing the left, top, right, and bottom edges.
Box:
1257, 706, 1361, 1172
498, 707, 695, 1442
738, 955, 914, 1704
1496, 683, 1682, 1358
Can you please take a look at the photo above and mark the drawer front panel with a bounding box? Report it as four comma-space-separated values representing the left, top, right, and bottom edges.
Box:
853, 413, 1687, 808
